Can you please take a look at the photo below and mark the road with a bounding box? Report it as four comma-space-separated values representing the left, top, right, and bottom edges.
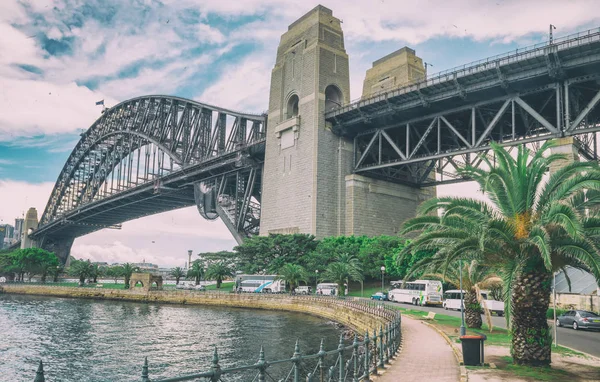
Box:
381, 301, 600, 358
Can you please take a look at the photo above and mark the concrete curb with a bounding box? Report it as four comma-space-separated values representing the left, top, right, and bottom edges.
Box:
421, 321, 468, 382
554, 343, 600, 362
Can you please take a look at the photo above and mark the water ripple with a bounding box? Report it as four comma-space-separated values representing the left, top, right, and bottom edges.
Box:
0, 295, 341, 382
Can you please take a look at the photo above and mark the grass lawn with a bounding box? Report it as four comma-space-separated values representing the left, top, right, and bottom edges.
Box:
391, 306, 583, 356
205, 282, 234, 291
347, 282, 386, 298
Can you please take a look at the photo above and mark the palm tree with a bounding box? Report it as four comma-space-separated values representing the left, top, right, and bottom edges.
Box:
50, 264, 64, 283
122, 263, 138, 289
401, 142, 600, 366
205, 262, 233, 288
414, 259, 501, 329
277, 264, 308, 293
68, 259, 93, 286
89, 264, 104, 283
187, 261, 205, 285
170, 267, 185, 285
323, 254, 363, 295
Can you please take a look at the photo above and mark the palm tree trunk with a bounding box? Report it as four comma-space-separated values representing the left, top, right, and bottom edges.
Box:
511, 270, 552, 366
464, 290, 482, 329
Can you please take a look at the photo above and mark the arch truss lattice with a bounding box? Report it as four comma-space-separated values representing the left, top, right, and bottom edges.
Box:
37, 95, 266, 244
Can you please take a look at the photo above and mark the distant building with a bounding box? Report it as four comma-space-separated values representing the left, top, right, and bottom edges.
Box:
14, 218, 24, 243
0, 224, 14, 249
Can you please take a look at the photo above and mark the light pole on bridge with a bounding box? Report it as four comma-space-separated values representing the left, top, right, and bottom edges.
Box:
549, 24, 556, 44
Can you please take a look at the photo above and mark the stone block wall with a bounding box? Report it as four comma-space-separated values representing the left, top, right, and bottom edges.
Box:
0, 285, 394, 334
345, 174, 436, 236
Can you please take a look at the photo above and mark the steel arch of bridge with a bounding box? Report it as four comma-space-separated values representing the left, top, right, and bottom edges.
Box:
37, 95, 266, 244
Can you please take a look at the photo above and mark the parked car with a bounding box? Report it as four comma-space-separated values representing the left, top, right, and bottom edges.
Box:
556, 310, 600, 330
193, 284, 206, 291
294, 286, 312, 295
371, 292, 388, 301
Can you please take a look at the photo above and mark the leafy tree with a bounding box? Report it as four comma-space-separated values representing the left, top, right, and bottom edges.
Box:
170, 267, 185, 285
307, 236, 365, 272
205, 262, 234, 288
8, 248, 60, 282
68, 259, 93, 285
122, 263, 138, 289
276, 264, 308, 293
358, 236, 405, 279
234, 234, 318, 274
322, 254, 364, 295
105, 266, 124, 284
401, 142, 600, 366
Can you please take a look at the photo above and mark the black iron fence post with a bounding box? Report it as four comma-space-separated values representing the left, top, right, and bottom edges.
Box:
352, 334, 359, 382
210, 347, 221, 382
141, 357, 149, 382
338, 334, 345, 381
34, 360, 45, 382
364, 330, 370, 379
256, 346, 267, 382
292, 340, 301, 382
318, 339, 326, 382
378, 326, 385, 368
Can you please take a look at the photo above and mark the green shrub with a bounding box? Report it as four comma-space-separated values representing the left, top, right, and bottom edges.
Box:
547, 308, 568, 319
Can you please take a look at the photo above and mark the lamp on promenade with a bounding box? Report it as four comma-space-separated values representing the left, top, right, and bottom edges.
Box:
459, 259, 466, 336
380, 266, 385, 293
315, 269, 319, 294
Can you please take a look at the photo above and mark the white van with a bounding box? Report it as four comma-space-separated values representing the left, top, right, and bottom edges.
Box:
443, 289, 504, 316
294, 286, 312, 295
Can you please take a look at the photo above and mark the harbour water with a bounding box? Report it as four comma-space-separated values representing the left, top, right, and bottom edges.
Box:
0, 294, 342, 381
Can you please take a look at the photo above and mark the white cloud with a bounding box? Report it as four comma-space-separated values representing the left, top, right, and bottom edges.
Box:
0, 180, 237, 267
197, 23, 226, 44
199, 53, 271, 113
0, 78, 117, 137
0, 180, 54, 224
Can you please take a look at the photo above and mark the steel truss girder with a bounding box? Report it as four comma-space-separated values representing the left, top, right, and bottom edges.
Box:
353, 77, 600, 185
40, 96, 266, 225
194, 166, 262, 244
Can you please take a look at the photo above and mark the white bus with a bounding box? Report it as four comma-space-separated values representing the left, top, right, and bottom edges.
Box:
443, 289, 505, 316
234, 274, 286, 293
237, 279, 285, 293
388, 280, 443, 306
316, 283, 348, 296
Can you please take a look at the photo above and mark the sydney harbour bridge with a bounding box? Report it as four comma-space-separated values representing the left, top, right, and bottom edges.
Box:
14, 6, 600, 263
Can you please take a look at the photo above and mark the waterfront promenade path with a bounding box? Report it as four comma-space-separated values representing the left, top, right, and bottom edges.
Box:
377, 316, 460, 382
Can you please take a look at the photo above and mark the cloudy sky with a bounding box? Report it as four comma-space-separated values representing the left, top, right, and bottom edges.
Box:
1, 0, 599, 267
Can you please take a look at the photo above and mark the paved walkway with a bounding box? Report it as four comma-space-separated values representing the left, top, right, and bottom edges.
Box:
377, 316, 460, 382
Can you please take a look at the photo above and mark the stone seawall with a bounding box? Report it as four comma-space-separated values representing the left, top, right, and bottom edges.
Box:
0, 285, 394, 333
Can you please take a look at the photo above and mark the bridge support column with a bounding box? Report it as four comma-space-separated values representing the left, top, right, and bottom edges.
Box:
37, 236, 75, 266
345, 175, 436, 236
260, 5, 353, 238
21, 208, 39, 249
549, 137, 580, 174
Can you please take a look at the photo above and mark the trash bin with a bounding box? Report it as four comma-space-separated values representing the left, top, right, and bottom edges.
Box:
460, 334, 486, 366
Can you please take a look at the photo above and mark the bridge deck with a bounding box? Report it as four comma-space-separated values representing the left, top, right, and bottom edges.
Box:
327, 27, 600, 137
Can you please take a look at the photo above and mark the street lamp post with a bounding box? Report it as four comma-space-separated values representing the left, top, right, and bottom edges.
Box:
553, 271, 558, 347
459, 259, 466, 336
315, 269, 319, 294
380, 266, 386, 293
